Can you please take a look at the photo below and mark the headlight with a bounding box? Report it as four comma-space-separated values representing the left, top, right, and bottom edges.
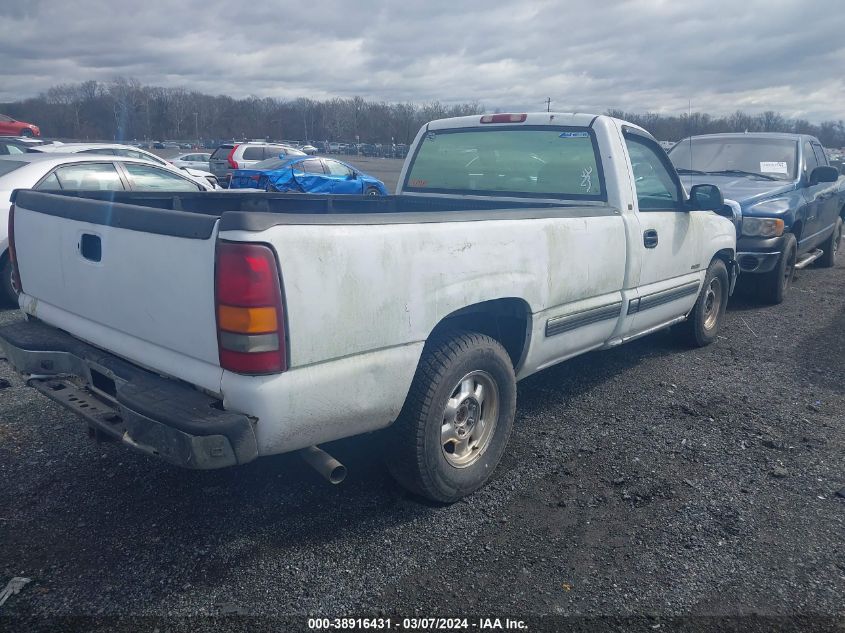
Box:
741, 217, 785, 238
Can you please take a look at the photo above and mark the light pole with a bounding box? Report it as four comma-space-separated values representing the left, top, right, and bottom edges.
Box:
193, 112, 198, 146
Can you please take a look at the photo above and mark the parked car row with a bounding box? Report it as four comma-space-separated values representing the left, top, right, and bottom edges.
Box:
0, 113, 842, 505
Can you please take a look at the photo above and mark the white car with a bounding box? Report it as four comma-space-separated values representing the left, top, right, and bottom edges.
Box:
0, 153, 213, 303
31, 143, 219, 189
1, 113, 737, 502
170, 152, 212, 170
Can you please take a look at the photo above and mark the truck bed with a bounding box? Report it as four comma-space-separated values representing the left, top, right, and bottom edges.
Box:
13, 189, 601, 228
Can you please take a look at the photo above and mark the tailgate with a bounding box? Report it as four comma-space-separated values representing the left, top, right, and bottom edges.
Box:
11, 190, 223, 390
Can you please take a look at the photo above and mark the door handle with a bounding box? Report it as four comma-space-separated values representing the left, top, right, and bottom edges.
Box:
643, 229, 659, 249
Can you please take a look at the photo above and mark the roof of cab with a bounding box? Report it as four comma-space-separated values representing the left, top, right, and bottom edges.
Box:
680, 132, 819, 144
426, 112, 604, 130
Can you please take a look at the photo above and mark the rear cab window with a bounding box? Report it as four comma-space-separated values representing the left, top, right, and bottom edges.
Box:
403, 126, 605, 200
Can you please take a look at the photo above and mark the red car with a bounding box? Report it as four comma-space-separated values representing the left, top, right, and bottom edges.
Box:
0, 114, 40, 137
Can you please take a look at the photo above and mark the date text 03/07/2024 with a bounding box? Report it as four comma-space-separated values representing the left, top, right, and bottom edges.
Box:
306, 617, 529, 630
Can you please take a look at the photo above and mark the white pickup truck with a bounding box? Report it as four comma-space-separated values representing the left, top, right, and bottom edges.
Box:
0, 113, 737, 502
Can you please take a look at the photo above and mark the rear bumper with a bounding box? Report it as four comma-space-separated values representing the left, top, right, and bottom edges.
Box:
0, 319, 257, 469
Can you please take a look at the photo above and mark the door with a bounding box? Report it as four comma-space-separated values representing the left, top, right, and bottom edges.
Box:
291, 158, 332, 193
801, 142, 839, 251
323, 159, 362, 194
624, 131, 705, 334
35, 162, 127, 192
0, 115, 15, 135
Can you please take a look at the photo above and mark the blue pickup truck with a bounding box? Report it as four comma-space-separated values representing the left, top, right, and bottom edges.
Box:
669, 133, 845, 303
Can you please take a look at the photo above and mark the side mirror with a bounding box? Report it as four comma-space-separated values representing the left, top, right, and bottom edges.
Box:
688, 184, 724, 211
809, 165, 839, 185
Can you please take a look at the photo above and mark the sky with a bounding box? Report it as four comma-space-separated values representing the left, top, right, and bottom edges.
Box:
1, 0, 844, 121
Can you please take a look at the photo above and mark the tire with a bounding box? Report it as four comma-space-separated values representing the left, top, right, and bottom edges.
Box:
19, 129, 33, 138
365, 186, 381, 196
818, 217, 842, 268
678, 258, 729, 347
759, 233, 797, 305
0, 255, 17, 307
384, 331, 516, 503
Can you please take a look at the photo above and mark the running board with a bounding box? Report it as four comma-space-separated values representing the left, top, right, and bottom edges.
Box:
794, 249, 823, 270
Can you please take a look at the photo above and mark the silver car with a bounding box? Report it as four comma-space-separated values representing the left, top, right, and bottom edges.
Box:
0, 153, 213, 304
170, 152, 212, 170
209, 142, 305, 184
31, 143, 219, 189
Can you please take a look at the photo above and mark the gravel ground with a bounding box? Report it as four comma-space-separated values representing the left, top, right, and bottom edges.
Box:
0, 258, 843, 631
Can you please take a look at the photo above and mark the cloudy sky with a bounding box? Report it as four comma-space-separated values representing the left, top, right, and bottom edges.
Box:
1, 0, 844, 121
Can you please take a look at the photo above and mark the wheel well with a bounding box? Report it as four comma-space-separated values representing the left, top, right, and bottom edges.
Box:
429, 298, 531, 370
791, 220, 803, 242
840, 203, 845, 221
712, 248, 734, 269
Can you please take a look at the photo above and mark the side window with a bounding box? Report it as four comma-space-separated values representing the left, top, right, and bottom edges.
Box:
35, 172, 63, 191
52, 163, 125, 191
624, 134, 682, 211
811, 144, 827, 167
122, 163, 200, 191
324, 160, 353, 177
265, 147, 284, 159
804, 141, 819, 176
242, 146, 265, 161
6, 144, 25, 155
294, 159, 325, 174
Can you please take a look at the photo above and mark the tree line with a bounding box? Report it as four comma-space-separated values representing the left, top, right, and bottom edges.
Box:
0, 78, 481, 145
2, 78, 844, 148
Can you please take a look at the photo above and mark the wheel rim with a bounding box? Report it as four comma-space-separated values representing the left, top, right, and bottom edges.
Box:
702, 276, 722, 331
783, 248, 796, 289
366, 188, 379, 196
441, 370, 499, 468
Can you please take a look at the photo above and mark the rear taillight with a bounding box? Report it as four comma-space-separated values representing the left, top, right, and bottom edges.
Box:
227, 146, 239, 169
480, 113, 527, 124
8, 204, 21, 294
215, 241, 286, 374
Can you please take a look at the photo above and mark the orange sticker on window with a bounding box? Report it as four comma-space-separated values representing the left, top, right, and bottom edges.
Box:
410, 179, 428, 187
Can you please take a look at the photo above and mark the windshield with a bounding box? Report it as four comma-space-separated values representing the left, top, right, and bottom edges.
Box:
0, 160, 27, 178
404, 127, 605, 199
669, 137, 798, 180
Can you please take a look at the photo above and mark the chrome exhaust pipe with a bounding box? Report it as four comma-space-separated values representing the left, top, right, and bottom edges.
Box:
300, 445, 347, 484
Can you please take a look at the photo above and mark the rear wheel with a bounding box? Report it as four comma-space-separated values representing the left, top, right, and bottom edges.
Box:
759, 234, 797, 305
384, 331, 516, 503
678, 259, 728, 347
818, 217, 842, 268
